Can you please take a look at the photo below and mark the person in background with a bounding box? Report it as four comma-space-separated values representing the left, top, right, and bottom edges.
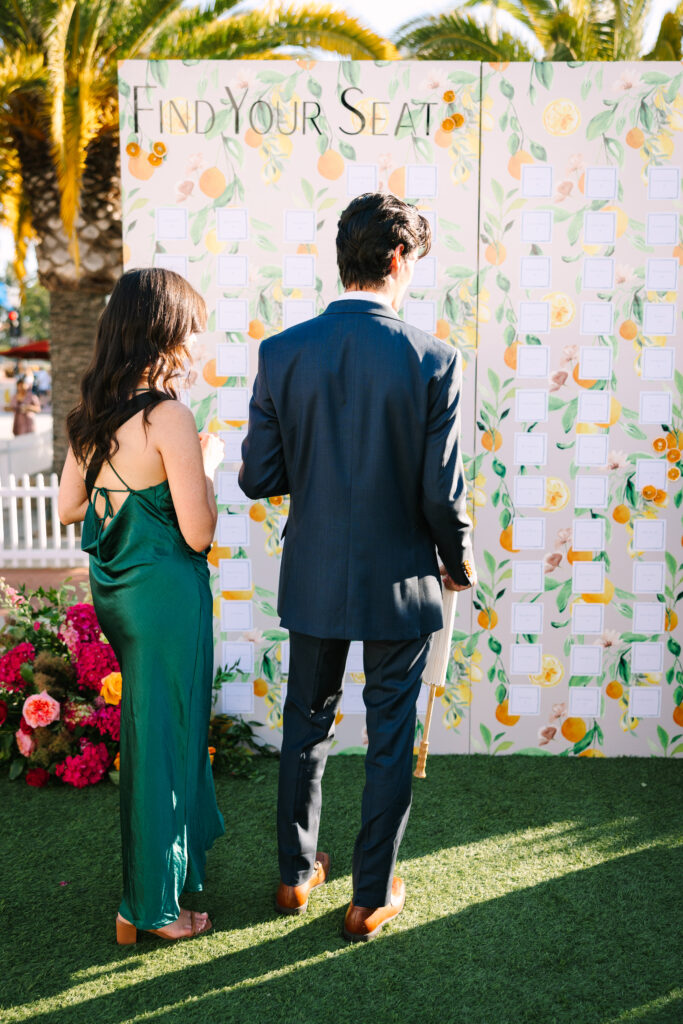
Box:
6, 375, 41, 435
34, 366, 51, 408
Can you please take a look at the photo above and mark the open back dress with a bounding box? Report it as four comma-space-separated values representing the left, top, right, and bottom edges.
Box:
80, 390, 225, 929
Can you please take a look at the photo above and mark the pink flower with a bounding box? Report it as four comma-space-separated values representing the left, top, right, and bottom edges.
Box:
550, 701, 567, 720
544, 552, 563, 573
554, 528, 572, 549
567, 153, 584, 173
2, 583, 24, 607
186, 152, 205, 173
613, 70, 639, 93
554, 180, 573, 201
549, 370, 568, 392
33, 621, 41, 631
82, 703, 121, 742
62, 699, 95, 731
74, 641, 119, 692
175, 179, 194, 202
560, 345, 578, 366
0, 642, 35, 692
0, 700, 6, 726
23, 692, 60, 728
15, 729, 35, 757
65, 604, 101, 645
58, 622, 80, 658
55, 741, 110, 788
538, 725, 557, 745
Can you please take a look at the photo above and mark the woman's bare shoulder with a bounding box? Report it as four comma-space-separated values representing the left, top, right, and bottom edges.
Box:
147, 397, 197, 434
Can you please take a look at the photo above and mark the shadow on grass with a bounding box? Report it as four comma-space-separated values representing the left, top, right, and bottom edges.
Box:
2, 755, 681, 1024
8, 846, 682, 1024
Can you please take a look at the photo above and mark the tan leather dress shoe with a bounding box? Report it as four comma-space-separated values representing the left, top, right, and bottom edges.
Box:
343, 876, 406, 942
275, 852, 331, 915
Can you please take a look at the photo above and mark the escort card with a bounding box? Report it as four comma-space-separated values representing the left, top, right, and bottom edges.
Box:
632, 519, 666, 551
569, 644, 603, 676
521, 164, 553, 197
579, 346, 612, 380
572, 518, 605, 551
583, 211, 617, 244
515, 389, 549, 422
155, 207, 188, 239
582, 258, 615, 291
512, 561, 545, 594
221, 600, 254, 632
217, 514, 250, 547
284, 209, 317, 243
571, 604, 605, 635
511, 602, 544, 634
631, 642, 664, 673
216, 208, 249, 240
629, 687, 662, 718
516, 346, 550, 378
508, 684, 542, 714
512, 517, 546, 549
217, 255, 249, 287
572, 561, 605, 594
632, 561, 665, 594
632, 603, 665, 634
509, 645, 543, 675
568, 686, 601, 717
513, 476, 546, 507
584, 166, 618, 199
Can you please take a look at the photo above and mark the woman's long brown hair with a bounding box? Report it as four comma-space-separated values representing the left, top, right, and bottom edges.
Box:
66, 268, 206, 467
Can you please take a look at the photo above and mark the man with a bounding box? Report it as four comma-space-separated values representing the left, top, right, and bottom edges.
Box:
239, 192, 475, 942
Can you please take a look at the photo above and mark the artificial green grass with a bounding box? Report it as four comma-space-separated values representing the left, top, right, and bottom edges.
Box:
2, 755, 682, 1024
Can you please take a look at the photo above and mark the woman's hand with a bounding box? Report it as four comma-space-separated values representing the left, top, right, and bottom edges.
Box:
198, 432, 225, 479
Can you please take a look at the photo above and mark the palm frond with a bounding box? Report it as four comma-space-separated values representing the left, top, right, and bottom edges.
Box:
153, 4, 399, 60
395, 11, 534, 60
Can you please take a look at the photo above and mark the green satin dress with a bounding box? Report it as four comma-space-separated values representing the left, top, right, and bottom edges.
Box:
81, 393, 225, 929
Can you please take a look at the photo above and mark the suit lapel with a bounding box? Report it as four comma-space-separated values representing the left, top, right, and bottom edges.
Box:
321, 298, 402, 323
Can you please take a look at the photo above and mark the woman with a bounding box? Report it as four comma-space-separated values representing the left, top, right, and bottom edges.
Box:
58, 268, 226, 943
6, 375, 41, 435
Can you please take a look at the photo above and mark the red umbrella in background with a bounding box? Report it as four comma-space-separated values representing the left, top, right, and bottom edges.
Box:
0, 339, 50, 359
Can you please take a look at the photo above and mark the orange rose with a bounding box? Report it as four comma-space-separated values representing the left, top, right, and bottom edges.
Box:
100, 671, 122, 706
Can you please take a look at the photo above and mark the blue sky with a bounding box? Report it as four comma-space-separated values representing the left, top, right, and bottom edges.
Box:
1, 0, 679, 281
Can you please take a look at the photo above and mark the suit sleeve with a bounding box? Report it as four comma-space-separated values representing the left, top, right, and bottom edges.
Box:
421, 349, 475, 587
238, 344, 289, 500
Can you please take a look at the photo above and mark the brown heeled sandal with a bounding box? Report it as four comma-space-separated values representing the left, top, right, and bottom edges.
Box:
116, 911, 213, 945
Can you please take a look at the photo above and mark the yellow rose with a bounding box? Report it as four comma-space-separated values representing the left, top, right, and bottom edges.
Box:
113, 752, 120, 771
208, 746, 216, 766
100, 671, 122, 706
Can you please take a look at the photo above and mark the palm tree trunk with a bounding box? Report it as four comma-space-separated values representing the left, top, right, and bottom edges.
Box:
49, 289, 108, 472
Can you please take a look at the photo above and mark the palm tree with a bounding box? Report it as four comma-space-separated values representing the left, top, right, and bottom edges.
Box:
395, 1, 683, 62
0, 0, 398, 471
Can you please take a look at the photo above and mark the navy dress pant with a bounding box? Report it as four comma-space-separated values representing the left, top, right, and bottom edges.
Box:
277, 629, 433, 907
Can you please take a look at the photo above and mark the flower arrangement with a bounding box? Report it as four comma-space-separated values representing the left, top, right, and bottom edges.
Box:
0, 579, 121, 787
1, 579, 276, 788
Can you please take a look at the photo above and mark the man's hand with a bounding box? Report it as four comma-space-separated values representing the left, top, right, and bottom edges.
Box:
440, 564, 477, 592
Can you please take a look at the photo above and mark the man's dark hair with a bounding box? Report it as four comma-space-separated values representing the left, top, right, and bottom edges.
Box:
336, 192, 432, 289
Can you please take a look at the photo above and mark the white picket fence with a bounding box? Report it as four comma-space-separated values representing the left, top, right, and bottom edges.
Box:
0, 473, 88, 568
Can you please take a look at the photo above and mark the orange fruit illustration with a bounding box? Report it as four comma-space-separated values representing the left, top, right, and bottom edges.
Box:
207, 542, 232, 569
318, 149, 345, 181
561, 716, 587, 742
673, 704, 683, 728
581, 579, 615, 604
665, 610, 678, 631
203, 359, 228, 387
605, 680, 623, 699
495, 699, 520, 726
500, 525, 519, 552
572, 363, 597, 389
128, 152, 155, 180
477, 609, 498, 630
249, 504, 267, 522
199, 167, 226, 198
482, 430, 502, 452
626, 127, 645, 148
126, 142, 140, 157
248, 319, 265, 340
619, 320, 638, 340
434, 319, 450, 340
253, 677, 268, 697
612, 504, 630, 524
485, 242, 506, 265
507, 150, 533, 179
503, 342, 519, 369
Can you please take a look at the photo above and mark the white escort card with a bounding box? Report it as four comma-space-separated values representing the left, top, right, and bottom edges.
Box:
216, 208, 249, 240
508, 684, 542, 715
569, 644, 603, 676
568, 686, 602, 717
629, 687, 662, 718
579, 347, 612, 380
632, 562, 665, 594
217, 514, 250, 547
217, 255, 249, 288
512, 562, 545, 594
516, 346, 550, 378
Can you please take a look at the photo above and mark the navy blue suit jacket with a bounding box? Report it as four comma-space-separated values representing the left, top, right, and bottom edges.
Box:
239, 297, 475, 641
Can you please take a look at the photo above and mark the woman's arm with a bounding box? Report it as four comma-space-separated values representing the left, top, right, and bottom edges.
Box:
153, 401, 224, 553
58, 447, 90, 525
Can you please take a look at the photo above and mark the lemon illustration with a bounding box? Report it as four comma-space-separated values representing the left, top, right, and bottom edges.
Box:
542, 292, 576, 328
205, 229, 225, 255
543, 477, 570, 511
543, 99, 581, 136
529, 655, 564, 687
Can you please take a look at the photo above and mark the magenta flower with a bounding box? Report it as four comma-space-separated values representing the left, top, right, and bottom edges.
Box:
0, 642, 36, 692
55, 741, 111, 788
74, 641, 119, 692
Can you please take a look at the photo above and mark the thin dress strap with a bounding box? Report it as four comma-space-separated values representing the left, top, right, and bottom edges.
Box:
84, 390, 173, 499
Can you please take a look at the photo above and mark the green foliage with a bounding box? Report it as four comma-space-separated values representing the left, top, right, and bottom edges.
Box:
207, 713, 277, 781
